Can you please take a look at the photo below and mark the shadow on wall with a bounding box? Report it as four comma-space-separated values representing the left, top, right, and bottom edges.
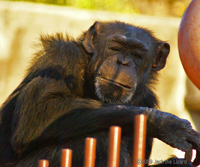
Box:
0, 1, 200, 163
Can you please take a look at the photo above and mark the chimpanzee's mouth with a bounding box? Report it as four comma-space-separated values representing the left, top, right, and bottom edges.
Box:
97, 77, 133, 90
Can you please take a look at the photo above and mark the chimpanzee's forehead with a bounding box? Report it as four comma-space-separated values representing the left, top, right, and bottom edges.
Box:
124, 25, 154, 47
98, 21, 157, 53
102, 22, 154, 47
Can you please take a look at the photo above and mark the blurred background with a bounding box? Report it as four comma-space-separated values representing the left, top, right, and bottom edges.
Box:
2, 0, 192, 17
0, 0, 200, 165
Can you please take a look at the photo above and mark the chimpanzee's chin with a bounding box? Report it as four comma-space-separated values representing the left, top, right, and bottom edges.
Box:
95, 78, 134, 103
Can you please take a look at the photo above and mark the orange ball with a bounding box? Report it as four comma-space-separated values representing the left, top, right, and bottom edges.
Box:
178, 0, 200, 90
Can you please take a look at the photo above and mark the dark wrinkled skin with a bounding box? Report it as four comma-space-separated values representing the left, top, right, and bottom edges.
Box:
0, 21, 200, 167
141, 107, 200, 165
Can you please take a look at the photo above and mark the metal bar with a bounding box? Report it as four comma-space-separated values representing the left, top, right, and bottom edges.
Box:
84, 137, 97, 167
108, 126, 122, 167
61, 149, 73, 167
38, 160, 49, 167
133, 114, 147, 167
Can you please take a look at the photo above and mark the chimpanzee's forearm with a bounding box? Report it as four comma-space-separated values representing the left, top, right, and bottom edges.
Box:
35, 105, 165, 145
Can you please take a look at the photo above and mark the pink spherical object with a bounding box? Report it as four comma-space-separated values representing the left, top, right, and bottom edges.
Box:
178, 0, 200, 90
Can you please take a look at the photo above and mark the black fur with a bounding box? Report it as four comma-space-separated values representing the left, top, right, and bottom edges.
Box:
0, 21, 197, 167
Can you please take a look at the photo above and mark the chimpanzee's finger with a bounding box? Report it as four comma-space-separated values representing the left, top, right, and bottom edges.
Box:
172, 141, 192, 163
192, 150, 200, 166
184, 148, 192, 164
189, 130, 200, 152
190, 129, 200, 138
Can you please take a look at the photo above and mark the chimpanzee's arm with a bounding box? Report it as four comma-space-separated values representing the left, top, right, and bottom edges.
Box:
10, 76, 144, 153
43, 106, 200, 165
10, 78, 200, 165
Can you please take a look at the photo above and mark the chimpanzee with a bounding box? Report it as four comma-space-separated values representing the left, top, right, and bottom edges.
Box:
0, 21, 200, 167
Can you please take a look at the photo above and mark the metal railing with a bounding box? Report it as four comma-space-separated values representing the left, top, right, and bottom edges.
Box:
38, 114, 147, 167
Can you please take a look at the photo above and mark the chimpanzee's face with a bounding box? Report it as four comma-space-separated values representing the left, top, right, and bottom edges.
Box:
95, 33, 150, 103
83, 21, 170, 104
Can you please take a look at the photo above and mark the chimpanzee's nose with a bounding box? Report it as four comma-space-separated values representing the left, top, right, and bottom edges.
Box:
116, 54, 131, 66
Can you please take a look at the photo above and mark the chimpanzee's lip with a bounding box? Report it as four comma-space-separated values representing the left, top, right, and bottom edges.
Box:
97, 77, 133, 90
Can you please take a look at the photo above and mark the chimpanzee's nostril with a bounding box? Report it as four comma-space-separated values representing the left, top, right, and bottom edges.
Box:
116, 55, 130, 66
116, 58, 122, 65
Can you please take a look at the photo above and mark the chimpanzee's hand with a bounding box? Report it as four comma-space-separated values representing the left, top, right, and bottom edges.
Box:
140, 107, 200, 166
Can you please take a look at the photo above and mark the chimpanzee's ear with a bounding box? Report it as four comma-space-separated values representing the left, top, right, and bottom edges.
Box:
152, 42, 170, 71
83, 21, 101, 54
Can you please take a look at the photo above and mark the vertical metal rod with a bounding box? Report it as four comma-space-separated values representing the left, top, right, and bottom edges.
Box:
84, 137, 97, 167
38, 160, 49, 167
61, 149, 73, 167
133, 114, 147, 167
108, 126, 122, 167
